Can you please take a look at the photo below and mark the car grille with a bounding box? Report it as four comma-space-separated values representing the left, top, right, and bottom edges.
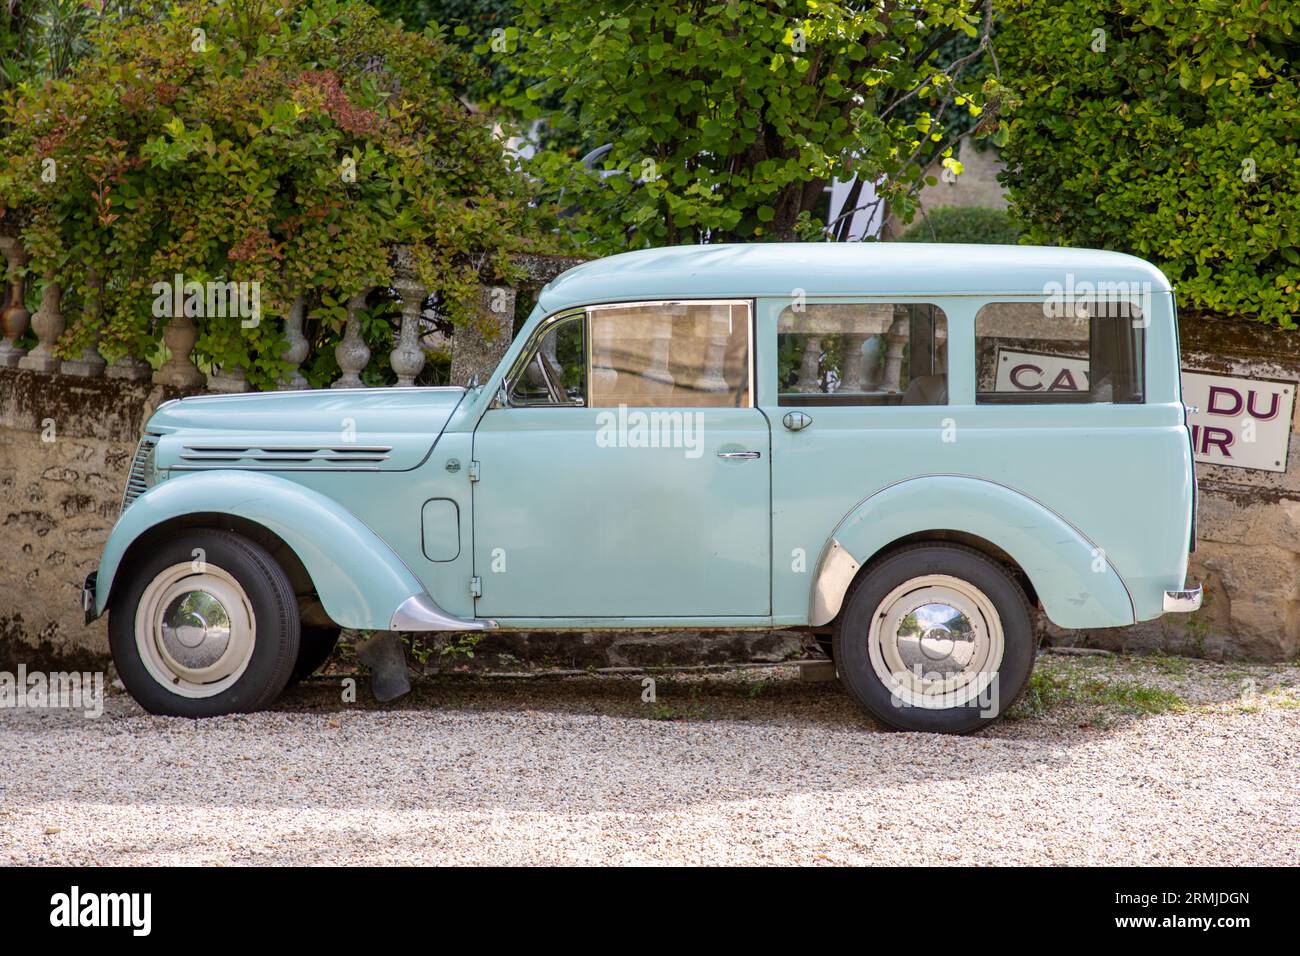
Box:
121, 434, 159, 512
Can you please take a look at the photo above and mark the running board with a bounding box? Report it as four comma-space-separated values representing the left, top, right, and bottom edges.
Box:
389, 594, 498, 632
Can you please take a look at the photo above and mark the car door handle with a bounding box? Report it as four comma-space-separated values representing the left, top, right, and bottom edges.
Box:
783, 411, 812, 431
717, 451, 761, 460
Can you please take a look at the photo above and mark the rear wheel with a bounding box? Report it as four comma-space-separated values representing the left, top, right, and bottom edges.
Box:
833, 544, 1034, 733
108, 529, 300, 717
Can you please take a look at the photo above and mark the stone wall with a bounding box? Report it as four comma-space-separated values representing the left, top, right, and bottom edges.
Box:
0, 369, 198, 670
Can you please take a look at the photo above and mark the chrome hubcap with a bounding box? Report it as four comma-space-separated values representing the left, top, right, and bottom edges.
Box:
135, 563, 256, 699
159, 590, 233, 675
868, 574, 1004, 708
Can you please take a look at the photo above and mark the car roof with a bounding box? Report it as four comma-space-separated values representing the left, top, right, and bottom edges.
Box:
536, 242, 1172, 314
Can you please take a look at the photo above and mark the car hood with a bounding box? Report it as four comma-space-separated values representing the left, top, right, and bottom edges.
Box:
146, 387, 467, 473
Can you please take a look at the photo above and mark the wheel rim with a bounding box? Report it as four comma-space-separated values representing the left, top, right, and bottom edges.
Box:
134, 562, 256, 699
866, 574, 1004, 709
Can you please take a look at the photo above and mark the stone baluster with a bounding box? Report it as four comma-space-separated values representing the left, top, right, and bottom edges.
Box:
860, 334, 882, 391
278, 291, 309, 389
332, 288, 372, 388
643, 310, 675, 387
689, 304, 731, 393
18, 277, 64, 372
153, 311, 205, 387
62, 268, 107, 378
840, 332, 867, 395
795, 335, 823, 392
880, 315, 908, 393
449, 284, 516, 388
391, 276, 427, 387
0, 237, 30, 367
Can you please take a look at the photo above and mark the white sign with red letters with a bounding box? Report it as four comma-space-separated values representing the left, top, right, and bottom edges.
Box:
1180, 371, 1294, 473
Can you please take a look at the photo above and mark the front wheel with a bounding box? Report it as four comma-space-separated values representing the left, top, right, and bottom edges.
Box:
833, 544, 1035, 734
108, 529, 300, 717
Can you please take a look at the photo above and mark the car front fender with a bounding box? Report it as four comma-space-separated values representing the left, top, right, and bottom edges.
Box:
94, 470, 431, 630
810, 475, 1135, 630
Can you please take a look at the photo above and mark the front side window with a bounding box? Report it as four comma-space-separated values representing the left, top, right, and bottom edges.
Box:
975, 301, 1144, 403
507, 312, 587, 406
588, 301, 751, 408
778, 303, 948, 406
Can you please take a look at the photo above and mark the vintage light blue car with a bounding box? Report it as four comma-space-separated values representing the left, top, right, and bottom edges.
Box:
85, 243, 1200, 732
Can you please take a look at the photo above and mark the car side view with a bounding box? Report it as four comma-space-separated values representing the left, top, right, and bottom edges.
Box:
83, 243, 1200, 732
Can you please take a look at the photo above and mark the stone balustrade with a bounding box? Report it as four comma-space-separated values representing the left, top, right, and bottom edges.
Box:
0, 232, 585, 391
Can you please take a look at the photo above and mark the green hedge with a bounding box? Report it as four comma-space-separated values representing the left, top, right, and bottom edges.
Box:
899, 206, 1020, 244
998, 0, 1300, 329
0, 0, 541, 387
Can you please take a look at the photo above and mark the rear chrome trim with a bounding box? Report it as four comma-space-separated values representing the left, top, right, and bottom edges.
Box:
1163, 585, 1203, 613
389, 594, 497, 632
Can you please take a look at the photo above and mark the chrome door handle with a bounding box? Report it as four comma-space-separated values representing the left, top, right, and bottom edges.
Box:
717, 451, 761, 460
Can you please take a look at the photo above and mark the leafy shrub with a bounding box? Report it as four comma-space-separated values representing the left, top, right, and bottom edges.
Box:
899, 205, 1021, 244
499, 0, 1006, 251
998, 0, 1300, 329
0, 0, 542, 386
368, 0, 518, 101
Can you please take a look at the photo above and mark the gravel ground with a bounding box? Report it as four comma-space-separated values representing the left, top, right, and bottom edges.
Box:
1, 653, 1297, 865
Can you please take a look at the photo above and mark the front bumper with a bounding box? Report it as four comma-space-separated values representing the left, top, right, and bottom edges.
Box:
82, 570, 99, 624
1163, 585, 1203, 613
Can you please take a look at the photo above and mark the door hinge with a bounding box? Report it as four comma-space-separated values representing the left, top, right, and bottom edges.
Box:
469, 576, 482, 598
468, 460, 481, 482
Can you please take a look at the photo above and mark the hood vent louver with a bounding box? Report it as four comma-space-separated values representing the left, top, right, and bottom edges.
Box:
176, 444, 393, 470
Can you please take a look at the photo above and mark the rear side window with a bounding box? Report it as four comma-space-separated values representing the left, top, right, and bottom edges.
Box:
975, 302, 1145, 404
778, 303, 948, 406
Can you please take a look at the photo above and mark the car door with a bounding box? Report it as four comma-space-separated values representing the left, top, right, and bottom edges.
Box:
471, 299, 771, 619
762, 297, 954, 622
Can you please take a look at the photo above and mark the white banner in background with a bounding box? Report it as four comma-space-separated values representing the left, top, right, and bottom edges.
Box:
992, 349, 1295, 474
